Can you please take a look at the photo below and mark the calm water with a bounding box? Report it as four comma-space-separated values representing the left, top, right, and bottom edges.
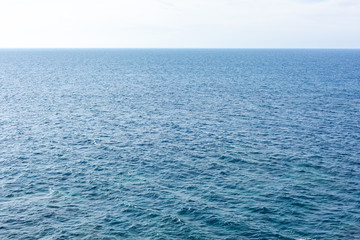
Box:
0, 49, 359, 239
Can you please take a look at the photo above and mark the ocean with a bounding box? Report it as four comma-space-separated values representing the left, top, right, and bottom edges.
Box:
0, 49, 359, 239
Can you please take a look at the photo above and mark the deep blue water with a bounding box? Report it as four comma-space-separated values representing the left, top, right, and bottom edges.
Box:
0, 49, 360, 239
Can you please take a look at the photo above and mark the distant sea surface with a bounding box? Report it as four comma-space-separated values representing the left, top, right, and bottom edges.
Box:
0, 49, 359, 239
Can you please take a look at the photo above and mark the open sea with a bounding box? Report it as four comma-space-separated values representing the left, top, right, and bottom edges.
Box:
0, 49, 359, 239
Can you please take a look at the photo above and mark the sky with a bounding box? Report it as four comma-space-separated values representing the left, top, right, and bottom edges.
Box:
0, 0, 359, 48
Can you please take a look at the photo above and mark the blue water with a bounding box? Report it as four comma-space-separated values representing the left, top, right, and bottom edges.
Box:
0, 49, 359, 239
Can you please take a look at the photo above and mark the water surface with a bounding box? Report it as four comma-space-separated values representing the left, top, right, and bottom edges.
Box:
0, 49, 360, 239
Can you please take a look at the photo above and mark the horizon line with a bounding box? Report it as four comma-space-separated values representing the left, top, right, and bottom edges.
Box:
1, 47, 360, 50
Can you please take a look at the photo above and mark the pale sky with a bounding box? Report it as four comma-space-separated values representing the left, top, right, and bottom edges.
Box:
0, 0, 359, 48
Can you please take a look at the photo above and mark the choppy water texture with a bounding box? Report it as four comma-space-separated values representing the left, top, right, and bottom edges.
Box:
0, 49, 360, 239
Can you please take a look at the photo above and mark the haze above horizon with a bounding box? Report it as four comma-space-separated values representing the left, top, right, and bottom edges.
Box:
1, 0, 359, 48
